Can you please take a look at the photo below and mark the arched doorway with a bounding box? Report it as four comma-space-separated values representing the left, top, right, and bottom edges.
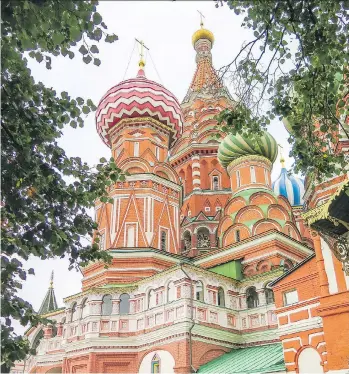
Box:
298, 347, 323, 373
139, 350, 175, 374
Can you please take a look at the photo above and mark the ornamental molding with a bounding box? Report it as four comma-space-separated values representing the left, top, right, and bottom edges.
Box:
226, 155, 272, 174
108, 117, 172, 142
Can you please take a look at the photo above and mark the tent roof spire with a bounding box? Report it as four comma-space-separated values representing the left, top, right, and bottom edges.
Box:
38, 270, 58, 315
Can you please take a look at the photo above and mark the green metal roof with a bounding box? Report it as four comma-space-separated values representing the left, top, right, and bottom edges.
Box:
198, 344, 285, 374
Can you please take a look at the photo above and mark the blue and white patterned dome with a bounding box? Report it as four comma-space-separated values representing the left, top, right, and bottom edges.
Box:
272, 164, 305, 206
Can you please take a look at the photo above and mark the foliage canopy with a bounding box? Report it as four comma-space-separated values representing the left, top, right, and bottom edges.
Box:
1, 0, 121, 370
216, 0, 349, 179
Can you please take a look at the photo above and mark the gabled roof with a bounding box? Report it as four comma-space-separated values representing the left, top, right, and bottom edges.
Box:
269, 253, 315, 287
198, 344, 285, 374
38, 271, 58, 315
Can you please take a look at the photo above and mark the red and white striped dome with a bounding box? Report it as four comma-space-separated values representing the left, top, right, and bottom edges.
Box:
96, 69, 183, 147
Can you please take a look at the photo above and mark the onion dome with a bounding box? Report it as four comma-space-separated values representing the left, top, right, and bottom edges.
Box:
96, 67, 183, 147
218, 131, 278, 168
272, 158, 305, 206
192, 27, 214, 46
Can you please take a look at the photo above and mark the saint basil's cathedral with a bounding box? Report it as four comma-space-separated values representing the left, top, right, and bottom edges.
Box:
15, 21, 349, 374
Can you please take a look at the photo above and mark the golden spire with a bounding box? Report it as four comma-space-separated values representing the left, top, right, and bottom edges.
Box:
49, 270, 54, 289
135, 38, 149, 69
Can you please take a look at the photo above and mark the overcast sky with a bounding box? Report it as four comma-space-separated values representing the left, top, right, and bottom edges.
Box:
14, 1, 293, 335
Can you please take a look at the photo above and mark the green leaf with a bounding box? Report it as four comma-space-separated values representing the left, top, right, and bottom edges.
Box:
83, 55, 92, 64
93, 12, 102, 25
79, 45, 88, 55
90, 45, 99, 54
93, 58, 101, 66
82, 106, 90, 114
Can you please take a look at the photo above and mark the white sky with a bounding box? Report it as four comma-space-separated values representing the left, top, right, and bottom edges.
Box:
14, 1, 293, 335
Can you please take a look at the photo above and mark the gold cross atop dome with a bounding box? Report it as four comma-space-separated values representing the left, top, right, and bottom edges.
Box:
135, 38, 149, 69
192, 12, 214, 47
198, 10, 205, 27
278, 144, 286, 168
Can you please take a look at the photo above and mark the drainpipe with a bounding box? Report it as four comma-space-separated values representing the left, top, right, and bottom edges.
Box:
180, 262, 197, 373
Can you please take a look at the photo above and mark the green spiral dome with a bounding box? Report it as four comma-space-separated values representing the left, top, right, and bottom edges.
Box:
218, 131, 278, 168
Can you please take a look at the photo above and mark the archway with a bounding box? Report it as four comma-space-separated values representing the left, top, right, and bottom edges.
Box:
197, 227, 210, 249
139, 350, 175, 374
298, 347, 323, 373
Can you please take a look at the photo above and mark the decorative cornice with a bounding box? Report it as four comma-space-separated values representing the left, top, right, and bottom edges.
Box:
227, 155, 272, 175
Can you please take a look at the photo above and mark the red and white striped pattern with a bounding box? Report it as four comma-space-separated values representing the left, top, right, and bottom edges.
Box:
96, 69, 183, 147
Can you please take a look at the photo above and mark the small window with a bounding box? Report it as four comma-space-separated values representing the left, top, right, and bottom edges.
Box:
213, 176, 219, 190
155, 146, 160, 160
284, 290, 298, 306
80, 298, 88, 319
246, 287, 259, 309
101, 294, 112, 316
160, 231, 167, 251
235, 230, 241, 243
71, 302, 78, 322
119, 293, 130, 315
265, 287, 275, 304
250, 166, 256, 183
218, 287, 225, 307
134, 142, 139, 157
148, 290, 156, 309
205, 206, 210, 212
196, 281, 204, 301
151, 354, 160, 374
264, 168, 269, 186
126, 225, 135, 247
167, 282, 175, 302
236, 170, 241, 188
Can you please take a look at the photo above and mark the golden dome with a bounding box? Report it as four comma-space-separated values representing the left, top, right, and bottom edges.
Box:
192, 27, 214, 46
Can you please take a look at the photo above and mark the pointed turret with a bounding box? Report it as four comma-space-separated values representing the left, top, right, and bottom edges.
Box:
183, 19, 232, 104
38, 271, 58, 315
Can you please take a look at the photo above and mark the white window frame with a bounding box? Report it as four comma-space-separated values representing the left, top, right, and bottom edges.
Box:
155, 146, 160, 160
124, 223, 138, 247
134, 142, 139, 157
250, 166, 256, 183
236, 170, 241, 188
284, 289, 299, 306
212, 175, 220, 190
158, 226, 169, 251
205, 206, 210, 212
264, 168, 269, 186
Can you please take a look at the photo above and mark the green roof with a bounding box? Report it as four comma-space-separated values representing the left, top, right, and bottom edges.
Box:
198, 344, 285, 374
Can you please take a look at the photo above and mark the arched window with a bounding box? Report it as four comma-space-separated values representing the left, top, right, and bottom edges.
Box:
197, 227, 210, 249
183, 231, 191, 252
80, 298, 88, 319
218, 287, 225, 307
160, 230, 167, 251
51, 324, 57, 337
236, 170, 241, 188
212, 176, 219, 190
101, 294, 112, 316
148, 289, 156, 309
235, 229, 241, 242
167, 282, 175, 302
151, 353, 161, 373
246, 287, 259, 309
265, 286, 275, 305
119, 293, 130, 315
71, 302, 78, 322
196, 281, 204, 302
250, 166, 256, 183
32, 329, 44, 350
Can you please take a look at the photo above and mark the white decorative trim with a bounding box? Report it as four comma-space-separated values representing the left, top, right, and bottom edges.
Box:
192, 162, 200, 169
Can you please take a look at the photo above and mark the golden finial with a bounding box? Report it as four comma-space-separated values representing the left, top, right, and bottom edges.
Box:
135, 38, 149, 69
49, 270, 54, 288
192, 12, 214, 46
